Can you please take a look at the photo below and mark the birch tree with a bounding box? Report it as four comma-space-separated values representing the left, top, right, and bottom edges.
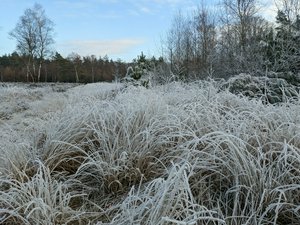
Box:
222, 0, 259, 53
9, 3, 54, 82
68, 52, 81, 83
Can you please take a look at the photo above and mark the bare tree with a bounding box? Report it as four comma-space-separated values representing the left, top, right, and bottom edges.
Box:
35, 4, 54, 82
168, 11, 186, 75
9, 3, 54, 82
275, 0, 300, 22
68, 52, 81, 83
192, 4, 217, 77
10, 7, 36, 82
83, 55, 97, 82
90, 55, 97, 83
218, 0, 273, 75
163, 6, 217, 79
221, 0, 259, 52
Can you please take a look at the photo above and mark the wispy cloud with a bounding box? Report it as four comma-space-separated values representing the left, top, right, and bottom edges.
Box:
140, 6, 152, 14
260, 0, 277, 21
54, 0, 121, 9
127, 0, 192, 16
152, 0, 182, 4
53, 0, 122, 19
54, 0, 91, 9
58, 39, 145, 57
147, 0, 197, 14
126, 1, 154, 16
54, 0, 192, 18
152, 0, 193, 8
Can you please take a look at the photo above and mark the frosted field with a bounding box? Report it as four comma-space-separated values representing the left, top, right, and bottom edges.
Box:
0, 81, 300, 224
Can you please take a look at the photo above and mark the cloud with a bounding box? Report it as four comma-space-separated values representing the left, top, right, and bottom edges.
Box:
152, 0, 181, 4
140, 6, 152, 14
126, 0, 191, 16
53, 0, 193, 19
92, 0, 120, 3
53, 0, 122, 19
260, 0, 277, 21
54, 0, 121, 9
54, 0, 91, 9
58, 39, 145, 57
151, 0, 197, 14
152, 0, 190, 7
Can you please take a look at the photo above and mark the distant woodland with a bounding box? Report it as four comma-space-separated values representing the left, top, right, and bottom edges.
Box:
0, 52, 128, 83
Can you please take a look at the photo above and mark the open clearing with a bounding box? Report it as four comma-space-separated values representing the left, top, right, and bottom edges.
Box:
0, 81, 300, 224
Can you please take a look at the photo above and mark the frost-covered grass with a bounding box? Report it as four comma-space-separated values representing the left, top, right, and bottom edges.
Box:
0, 80, 300, 224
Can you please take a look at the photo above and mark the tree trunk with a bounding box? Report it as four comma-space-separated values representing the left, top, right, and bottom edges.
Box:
44, 64, 48, 82
26, 64, 30, 82
32, 61, 36, 82
74, 66, 79, 83
38, 62, 42, 82
92, 65, 94, 83
27, 63, 35, 82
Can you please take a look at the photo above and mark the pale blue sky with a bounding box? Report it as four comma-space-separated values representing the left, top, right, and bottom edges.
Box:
0, 0, 276, 61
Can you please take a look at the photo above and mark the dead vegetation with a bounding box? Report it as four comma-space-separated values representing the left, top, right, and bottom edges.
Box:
0, 81, 299, 224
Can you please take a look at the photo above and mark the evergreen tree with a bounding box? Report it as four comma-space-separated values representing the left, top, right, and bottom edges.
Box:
270, 10, 300, 73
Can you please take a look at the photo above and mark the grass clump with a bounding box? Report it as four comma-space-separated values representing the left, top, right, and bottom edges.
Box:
0, 81, 299, 224
0, 161, 85, 225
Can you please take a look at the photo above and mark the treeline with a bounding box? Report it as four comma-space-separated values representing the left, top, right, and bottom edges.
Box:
162, 0, 300, 79
2, 1, 300, 83
0, 3, 130, 83
0, 52, 128, 83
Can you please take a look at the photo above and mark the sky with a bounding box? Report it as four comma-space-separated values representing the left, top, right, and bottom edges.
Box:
0, 0, 277, 62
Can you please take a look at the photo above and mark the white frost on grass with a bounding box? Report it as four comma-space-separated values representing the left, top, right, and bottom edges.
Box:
0, 80, 299, 224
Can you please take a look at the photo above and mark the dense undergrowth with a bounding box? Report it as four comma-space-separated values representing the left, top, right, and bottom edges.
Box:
0, 79, 299, 224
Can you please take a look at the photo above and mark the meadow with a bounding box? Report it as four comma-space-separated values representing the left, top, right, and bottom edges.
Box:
0, 80, 299, 224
